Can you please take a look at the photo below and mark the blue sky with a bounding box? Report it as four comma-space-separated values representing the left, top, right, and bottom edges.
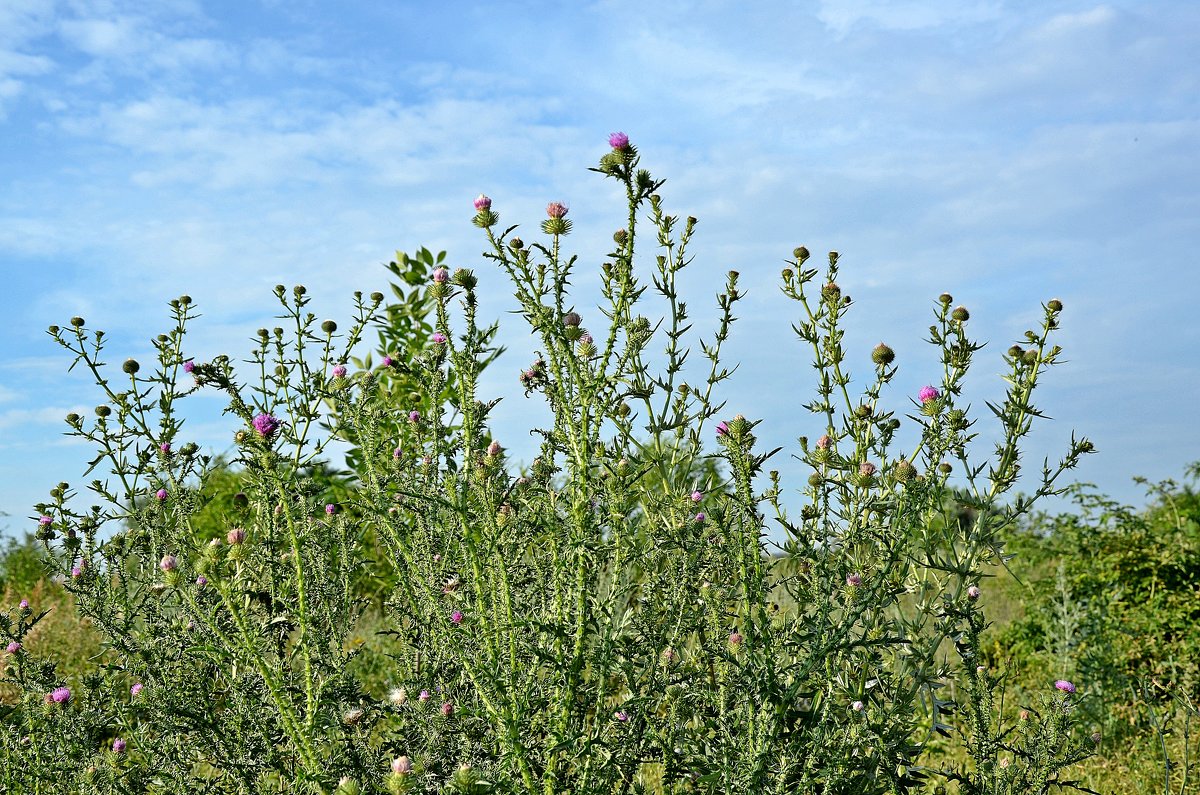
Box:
1, 0, 1198, 536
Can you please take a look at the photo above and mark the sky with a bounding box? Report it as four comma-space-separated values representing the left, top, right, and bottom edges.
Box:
1, 0, 1198, 539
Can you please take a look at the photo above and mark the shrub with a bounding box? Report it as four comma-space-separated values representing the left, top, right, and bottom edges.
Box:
1, 137, 1095, 794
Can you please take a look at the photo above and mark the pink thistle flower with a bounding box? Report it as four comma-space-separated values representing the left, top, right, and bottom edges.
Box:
846, 573, 863, 587
408, 411, 420, 424
728, 631, 743, 647
851, 700, 864, 712
155, 488, 168, 501
252, 413, 281, 438
473, 194, 491, 212
393, 446, 403, 459
325, 504, 337, 516
38, 515, 52, 527
859, 461, 877, 478
691, 490, 703, 502
546, 202, 569, 219
440, 701, 453, 717
332, 364, 347, 378
392, 756, 413, 775
50, 687, 71, 704
130, 683, 143, 697
19, 599, 29, 611
226, 528, 246, 545
159, 554, 178, 572
716, 421, 729, 437
487, 440, 502, 457
967, 585, 981, 600
918, 385, 940, 404
112, 738, 126, 754
432, 267, 449, 283
159, 443, 171, 454
1055, 680, 1076, 694
71, 565, 83, 579
418, 689, 431, 703
694, 512, 706, 524
431, 332, 447, 344
614, 709, 629, 722
608, 131, 630, 150
5, 641, 20, 654
381, 355, 394, 368
816, 435, 831, 449
450, 610, 463, 625
183, 360, 195, 374
195, 576, 207, 587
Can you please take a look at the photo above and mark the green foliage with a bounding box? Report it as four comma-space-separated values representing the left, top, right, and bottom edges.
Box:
1, 141, 1097, 794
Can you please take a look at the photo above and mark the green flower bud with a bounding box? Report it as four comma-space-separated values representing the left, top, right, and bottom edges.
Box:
370, 291, 384, 303
871, 343, 895, 365
793, 246, 810, 262
952, 306, 970, 322
122, 359, 140, 374
1047, 298, 1063, 312
95, 405, 111, 417
451, 268, 476, 289
939, 293, 953, 305
70, 316, 85, 327
321, 320, 338, 334
892, 459, 916, 483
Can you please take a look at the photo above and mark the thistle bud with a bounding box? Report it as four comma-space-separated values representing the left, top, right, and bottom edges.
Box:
793, 246, 810, 262
892, 459, 916, 483
122, 359, 140, 374
1048, 298, 1063, 313
871, 343, 895, 365
939, 293, 953, 305
321, 320, 338, 334
613, 228, 627, 245
952, 306, 970, 322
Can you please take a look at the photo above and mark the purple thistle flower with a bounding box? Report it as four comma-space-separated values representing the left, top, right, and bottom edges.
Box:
1055, 679, 1076, 694
728, 631, 743, 647
130, 683, 143, 697
418, 689, 431, 703
408, 410, 420, 424
325, 504, 337, 516
381, 355, 394, 368
846, 573, 863, 587
38, 515, 52, 527
332, 364, 347, 378
694, 512, 706, 524
71, 565, 83, 579
182, 360, 195, 374
608, 131, 630, 150
226, 528, 246, 545
431, 332, 447, 344
432, 267, 449, 284
614, 709, 629, 722
159, 554, 178, 573
5, 641, 20, 654
252, 413, 281, 438
392, 756, 413, 775
487, 440, 503, 457
851, 700, 864, 712
715, 421, 729, 437
967, 585, 981, 600
159, 443, 171, 454
195, 576, 207, 587
918, 385, 940, 404
19, 599, 29, 611
112, 738, 126, 754
816, 434, 831, 449
50, 687, 70, 704
440, 701, 453, 717
546, 202, 569, 219
859, 461, 877, 477
155, 488, 168, 501
473, 194, 491, 212
393, 446, 403, 459
450, 610, 463, 625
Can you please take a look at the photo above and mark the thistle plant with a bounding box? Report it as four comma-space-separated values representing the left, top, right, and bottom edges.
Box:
0, 136, 1097, 794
